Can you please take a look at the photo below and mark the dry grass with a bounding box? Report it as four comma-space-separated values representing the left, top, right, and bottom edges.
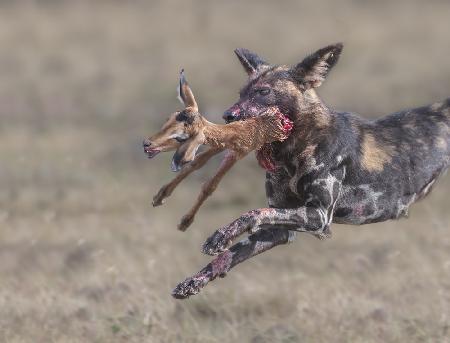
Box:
1, 1, 450, 342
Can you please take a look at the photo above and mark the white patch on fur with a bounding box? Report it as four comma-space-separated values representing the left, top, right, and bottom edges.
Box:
287, 230, 297, 243
420, 179, 436, 197
396, 194, 416, 218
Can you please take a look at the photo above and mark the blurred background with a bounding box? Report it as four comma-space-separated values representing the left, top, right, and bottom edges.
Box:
1, 0, 450, 342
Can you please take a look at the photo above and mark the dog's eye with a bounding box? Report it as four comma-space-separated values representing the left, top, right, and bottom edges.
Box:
257, 88, 270, 96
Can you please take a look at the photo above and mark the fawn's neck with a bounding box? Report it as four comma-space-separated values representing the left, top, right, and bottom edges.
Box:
202, 120, 233, 149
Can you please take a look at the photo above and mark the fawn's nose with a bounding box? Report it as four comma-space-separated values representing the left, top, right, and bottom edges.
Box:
142, 139, 152, 148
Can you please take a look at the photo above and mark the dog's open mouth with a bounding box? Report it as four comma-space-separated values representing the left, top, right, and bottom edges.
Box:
144, 147, 161, 159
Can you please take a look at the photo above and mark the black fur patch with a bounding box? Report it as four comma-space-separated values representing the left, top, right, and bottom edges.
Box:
234, 48, 269, 75
239, 68, 290, 98
176, 110, 194, 125
265, 180, 274, 199
291, 43, 343, 87
334, 208, 352, 218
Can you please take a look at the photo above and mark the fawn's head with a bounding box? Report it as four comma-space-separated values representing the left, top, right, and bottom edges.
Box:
143, 70, 206, 171
223, 43, 343, 123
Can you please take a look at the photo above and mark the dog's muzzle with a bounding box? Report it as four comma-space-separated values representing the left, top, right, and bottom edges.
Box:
223, 105, 242, 123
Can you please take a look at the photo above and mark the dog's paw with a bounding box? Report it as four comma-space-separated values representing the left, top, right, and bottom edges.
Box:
172, 275, 209, 299
202, 231, 232, 256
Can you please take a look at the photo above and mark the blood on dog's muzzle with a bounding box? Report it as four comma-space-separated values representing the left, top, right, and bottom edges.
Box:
223, 105, 242, 123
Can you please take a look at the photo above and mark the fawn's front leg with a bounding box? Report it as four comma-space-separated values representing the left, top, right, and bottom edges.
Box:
178, 150, 241, 231
172, 228, 295, 298
152, 147, 223, 207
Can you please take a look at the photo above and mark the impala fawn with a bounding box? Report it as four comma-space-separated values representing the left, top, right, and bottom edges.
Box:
143, 70, 293, 231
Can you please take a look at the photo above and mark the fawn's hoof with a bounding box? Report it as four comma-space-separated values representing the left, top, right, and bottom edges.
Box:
178, 215, 194, 232
172, 275, 208, 299
152, 187, 170, 207
202, 231, 232, 256
152, 194, 165, 207
152, 198, 164, 207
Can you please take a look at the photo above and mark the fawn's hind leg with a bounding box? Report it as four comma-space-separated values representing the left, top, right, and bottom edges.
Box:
178, 151, 240, 231
172, 228, 295, 298
152, 147, 222, 207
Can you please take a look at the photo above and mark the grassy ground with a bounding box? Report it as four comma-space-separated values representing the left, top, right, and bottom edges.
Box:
1, 1, 449, 342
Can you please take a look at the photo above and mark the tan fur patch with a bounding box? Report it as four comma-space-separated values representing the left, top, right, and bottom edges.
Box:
161, 113, 178, 130
303, 89, 330, 128
300, 144, 317, 159
273, 79, 301, 96
304, 88, 320, 102
360, 133, 393, 172
314, 112, 331, 128
430, 102, 442, 112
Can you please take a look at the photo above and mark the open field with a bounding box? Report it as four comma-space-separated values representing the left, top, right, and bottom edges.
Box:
1, 1, 450, 342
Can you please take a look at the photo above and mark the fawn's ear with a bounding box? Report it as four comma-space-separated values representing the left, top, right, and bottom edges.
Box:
291, 43, 343, 89
171, 137, 202, 172
177, 69, 198, 111
234, 48, 270, 76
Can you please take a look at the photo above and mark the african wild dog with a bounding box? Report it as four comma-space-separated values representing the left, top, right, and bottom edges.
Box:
172, 43, 450, 299
143, 70, 292, 231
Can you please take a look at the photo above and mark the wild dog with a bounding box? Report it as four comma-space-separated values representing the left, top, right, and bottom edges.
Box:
143, 70, 292, 231
172, 43, 450, 298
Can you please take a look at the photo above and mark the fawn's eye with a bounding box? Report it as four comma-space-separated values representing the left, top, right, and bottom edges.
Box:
257, 88, 270, 96
173, 133, 189, 143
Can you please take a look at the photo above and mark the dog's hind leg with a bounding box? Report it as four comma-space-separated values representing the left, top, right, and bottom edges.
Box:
172, 228, 296, 298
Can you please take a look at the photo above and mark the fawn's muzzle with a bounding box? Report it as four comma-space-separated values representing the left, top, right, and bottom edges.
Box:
142, 139, 151, 148
142, 139, 161, 159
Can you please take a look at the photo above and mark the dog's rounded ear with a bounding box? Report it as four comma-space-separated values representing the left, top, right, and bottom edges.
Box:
291, 43, 343, 89
177, 69, 198, 111
234, 48, 270, 76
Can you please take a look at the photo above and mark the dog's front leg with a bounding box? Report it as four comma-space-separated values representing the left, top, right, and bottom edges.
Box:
202, 168, 345, 255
